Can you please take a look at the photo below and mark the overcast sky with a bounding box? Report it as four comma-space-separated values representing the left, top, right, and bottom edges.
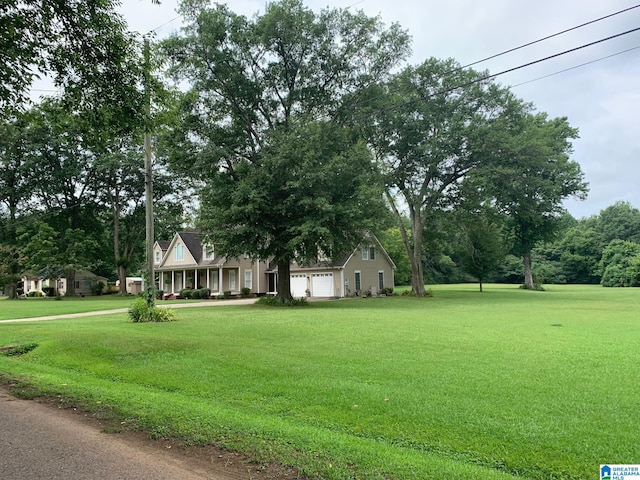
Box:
117, 0, 640, 219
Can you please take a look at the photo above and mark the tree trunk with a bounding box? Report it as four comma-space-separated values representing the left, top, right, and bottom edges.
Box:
118, 264, 128, 295
479, 276, 484, 293
66, 268, 76, 296
386, 192, 427, 297
275, 258, 293, 303
523, 250, 535, 289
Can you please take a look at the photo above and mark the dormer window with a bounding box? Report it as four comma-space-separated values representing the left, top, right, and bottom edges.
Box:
204, 245, 215, 260
155, 250, 161, 264
175, 243, 184, 261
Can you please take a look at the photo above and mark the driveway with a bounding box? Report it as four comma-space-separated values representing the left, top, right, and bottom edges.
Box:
0, 299, 258, 324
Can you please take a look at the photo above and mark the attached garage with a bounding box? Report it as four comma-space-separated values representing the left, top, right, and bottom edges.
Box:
290, 274, 308, 298
311, 272, 334, 297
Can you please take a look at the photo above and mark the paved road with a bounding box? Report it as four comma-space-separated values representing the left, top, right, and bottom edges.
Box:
0, 387, 251, 480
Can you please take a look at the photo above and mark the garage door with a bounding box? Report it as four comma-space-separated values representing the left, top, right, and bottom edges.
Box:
311, 273, 333, 297
290, 274, 307, 298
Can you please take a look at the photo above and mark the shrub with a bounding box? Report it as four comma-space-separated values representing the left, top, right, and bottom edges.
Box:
91, 281, 105, 296
179, 288, 194, 299
27, 291, 43, 297
128, 298, 176, 323
241, 287, 251, 297
256, 296, 308, 307
198, 288, 211, 299
223, 290, 231, 299
155, 290, 164, 300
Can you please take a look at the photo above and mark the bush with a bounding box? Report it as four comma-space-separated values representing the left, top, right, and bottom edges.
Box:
197, 288, 211, 299
241, 287, 251, 297
223, 290, 231, 299
256, 296, 308, 307
128, 298, 176, 323
179, 288, 194, 299
91, 281, 105, 296
155, 290, 164, 300
27, 291, 43, 297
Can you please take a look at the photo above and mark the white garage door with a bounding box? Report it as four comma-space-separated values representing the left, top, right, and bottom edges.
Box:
311, 273, 333, 297
290, 274, 307, 298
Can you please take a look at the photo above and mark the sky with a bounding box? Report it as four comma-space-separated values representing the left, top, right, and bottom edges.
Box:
115, 0, 640, 219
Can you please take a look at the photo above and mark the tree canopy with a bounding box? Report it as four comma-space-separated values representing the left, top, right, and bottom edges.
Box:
163, 0, 410, 302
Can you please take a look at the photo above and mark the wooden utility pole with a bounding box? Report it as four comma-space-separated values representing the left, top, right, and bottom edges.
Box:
144, 35, 155, 306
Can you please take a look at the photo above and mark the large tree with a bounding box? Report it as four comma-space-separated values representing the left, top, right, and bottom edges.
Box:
1, 0, 147, 129
162, 0, 410, 302
365, 58, 511, 296
487, 105, 588, 289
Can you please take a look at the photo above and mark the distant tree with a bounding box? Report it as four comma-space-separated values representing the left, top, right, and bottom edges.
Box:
595, 201, 640, 246
487, 104, 588, 290
456, 207, 507, 292
162, 0, 410, 302
379, 226, 412, 286
559, 222, 601, 283
599, 239, 640, 287
365, 58, 511, 296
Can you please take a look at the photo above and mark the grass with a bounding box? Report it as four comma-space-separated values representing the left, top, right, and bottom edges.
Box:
0, 284, 638, 479
0, 295, 206, 320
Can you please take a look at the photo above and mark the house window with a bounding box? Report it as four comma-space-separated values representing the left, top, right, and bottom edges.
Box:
244, 270, 252, 290
355, 271, 361, 292
369, 246, 376, 260
204, 245, 214, 260
361, 247, 369, 260
229, 270, 236, 290
175, 243, 184, 261
211, 274, 218, 291
155, 250, 161, 263
378, 271, 384, 291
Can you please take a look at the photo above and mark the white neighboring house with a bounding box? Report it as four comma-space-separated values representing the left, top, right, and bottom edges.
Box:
22, 270, 109, 296
115, 277, 144, 295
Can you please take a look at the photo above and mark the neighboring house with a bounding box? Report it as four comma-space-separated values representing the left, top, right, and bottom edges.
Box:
115, 276, 144, 295
22, 270, 108, 296
156, 231, 395, 298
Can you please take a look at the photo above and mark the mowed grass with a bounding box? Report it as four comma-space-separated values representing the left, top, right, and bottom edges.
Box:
1, 284, 639, 479
0, 295, 195, 320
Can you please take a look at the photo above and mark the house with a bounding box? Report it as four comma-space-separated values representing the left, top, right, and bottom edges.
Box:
22, 270, 109, 296
115, 276, 144, 295
155, 231, 395, 298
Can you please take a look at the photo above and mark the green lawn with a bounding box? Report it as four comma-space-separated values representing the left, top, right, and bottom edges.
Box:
1, 284, 638, 479
0, 295, 200, 320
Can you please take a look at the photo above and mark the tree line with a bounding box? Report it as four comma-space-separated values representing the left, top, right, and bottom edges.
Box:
4, 0, 633, 302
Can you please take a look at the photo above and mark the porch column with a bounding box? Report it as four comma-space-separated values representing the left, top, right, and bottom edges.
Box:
194, 269, 198, 289
206, 268, 210, 289
182, 271, 186, 290
219, 268, 223, 293
171, 271, 175, 294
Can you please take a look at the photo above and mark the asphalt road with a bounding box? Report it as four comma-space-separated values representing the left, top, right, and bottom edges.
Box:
0, 387, 250, 480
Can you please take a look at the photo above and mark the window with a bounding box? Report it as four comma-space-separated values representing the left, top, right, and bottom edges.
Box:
369, 246, 376, 260
212, 274, 218, 291
155, 250, 161, 263
355, 271, 361, 291
229, 270, 236, 290
175, 243, 184, 261
244, 270, 252, 290
204, 245, 214, 260
361, 247, 369, 260
378, 271, 384, 291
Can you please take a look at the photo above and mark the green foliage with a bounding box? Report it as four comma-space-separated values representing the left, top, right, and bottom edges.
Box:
600, 240, 640, 287
378, 227, 412, 285
163, 0, 409, 301
179, 288, 194, 299
128, 298, 175, 323
91, 281, 105, 296
255, 296, 308, 307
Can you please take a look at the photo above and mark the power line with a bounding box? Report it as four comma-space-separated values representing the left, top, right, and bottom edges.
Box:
461, 3, 640, 69
511, 44, 640, 88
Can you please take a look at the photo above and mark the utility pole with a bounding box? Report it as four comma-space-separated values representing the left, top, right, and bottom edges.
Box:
144, 35, 155, 307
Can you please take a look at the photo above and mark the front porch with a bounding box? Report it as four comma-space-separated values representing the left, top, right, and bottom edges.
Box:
159, 266, 242, 297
